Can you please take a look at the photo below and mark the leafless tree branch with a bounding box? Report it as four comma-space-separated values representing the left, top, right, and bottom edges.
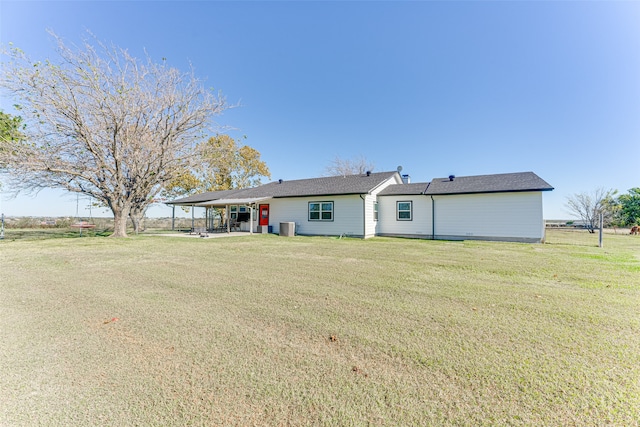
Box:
565, 188, 617, 233
323, 155, 374, 177
0, 31, 226, 236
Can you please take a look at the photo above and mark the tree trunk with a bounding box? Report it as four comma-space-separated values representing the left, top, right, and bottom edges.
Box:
131, 215, 141, 235
130, 205, 147, 235
130, 212, 144, 234
111, 207, 130, 238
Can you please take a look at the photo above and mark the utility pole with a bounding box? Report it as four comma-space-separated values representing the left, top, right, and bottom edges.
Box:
599, 212, 603, 248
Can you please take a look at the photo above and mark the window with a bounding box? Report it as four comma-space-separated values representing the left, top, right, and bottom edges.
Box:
230, 205, 237, 219
373, 201, 378, 221
235, 206, 248, 221
397, 201, 412, 221
309, 201, 334, 221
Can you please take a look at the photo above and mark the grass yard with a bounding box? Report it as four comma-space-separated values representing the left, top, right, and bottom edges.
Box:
1, 229, 639, 426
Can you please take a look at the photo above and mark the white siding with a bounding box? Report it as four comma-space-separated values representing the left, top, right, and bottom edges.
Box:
362, 194, 376, 238
365, 175, 403, 238
261, 175, 401, 238
267, 195, 365, 237
376, 192, 546, 242
377, 195, 433, 237
433, 192, 544, 241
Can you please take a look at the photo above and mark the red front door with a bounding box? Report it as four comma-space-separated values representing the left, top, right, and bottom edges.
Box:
259, 204, 269, 226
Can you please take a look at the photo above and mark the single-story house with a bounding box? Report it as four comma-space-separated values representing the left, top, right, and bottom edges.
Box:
167, 170, 554, 243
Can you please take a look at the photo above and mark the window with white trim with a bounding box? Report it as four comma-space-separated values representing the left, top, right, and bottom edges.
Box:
309, 201, 334, 221
397, 201, 412, 221
373, 201, 378, 221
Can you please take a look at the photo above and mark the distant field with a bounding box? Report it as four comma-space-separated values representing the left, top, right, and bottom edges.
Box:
1, 229, 639, 426
1, 216, 198, 237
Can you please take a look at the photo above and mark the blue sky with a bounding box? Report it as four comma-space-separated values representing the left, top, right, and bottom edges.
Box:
1, 0, 639, 219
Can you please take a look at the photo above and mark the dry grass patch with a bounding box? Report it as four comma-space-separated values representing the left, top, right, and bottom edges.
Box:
1, 229, 639, 425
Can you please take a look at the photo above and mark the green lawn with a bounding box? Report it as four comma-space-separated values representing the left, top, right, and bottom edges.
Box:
1, 229, 639, 426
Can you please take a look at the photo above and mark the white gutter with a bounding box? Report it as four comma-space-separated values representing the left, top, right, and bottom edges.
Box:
194, 196, 272, 207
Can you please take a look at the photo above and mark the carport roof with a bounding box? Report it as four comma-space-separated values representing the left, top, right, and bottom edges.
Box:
195, 197, 272, 207
167, 188, 246, 205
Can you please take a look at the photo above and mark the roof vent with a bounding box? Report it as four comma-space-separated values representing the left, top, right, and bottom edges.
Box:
366, 170, 371, 176
402, 174, 411, 184
448, 175, 455, 181
278, 179, 283, 184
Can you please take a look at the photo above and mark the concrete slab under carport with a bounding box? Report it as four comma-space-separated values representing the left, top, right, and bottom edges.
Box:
145, 231, 253, 239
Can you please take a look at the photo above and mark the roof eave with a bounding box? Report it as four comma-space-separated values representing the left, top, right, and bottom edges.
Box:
428, 187, 554, 196
273, 191, 369, 199
195, 196, 272, 207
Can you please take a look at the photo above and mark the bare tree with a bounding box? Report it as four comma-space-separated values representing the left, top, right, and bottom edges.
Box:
0, 32, 225, 236
324, 155, 375, 176
565, 188, 618, 233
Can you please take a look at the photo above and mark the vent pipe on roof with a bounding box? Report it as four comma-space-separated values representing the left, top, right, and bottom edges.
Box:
366, 170, 371, 176
278, 179, 283, 184
448, 175, 455, 181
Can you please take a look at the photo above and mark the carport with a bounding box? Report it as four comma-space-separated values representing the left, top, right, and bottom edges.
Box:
195, 197, 272, 234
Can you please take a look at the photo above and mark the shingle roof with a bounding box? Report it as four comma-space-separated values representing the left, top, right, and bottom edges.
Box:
425, 172, 553, 195
168, 188, 246, 205
378, 172, 553, 196
168, 171, 400, 205
378, 183, 429, 195
168, 171, 553, 205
